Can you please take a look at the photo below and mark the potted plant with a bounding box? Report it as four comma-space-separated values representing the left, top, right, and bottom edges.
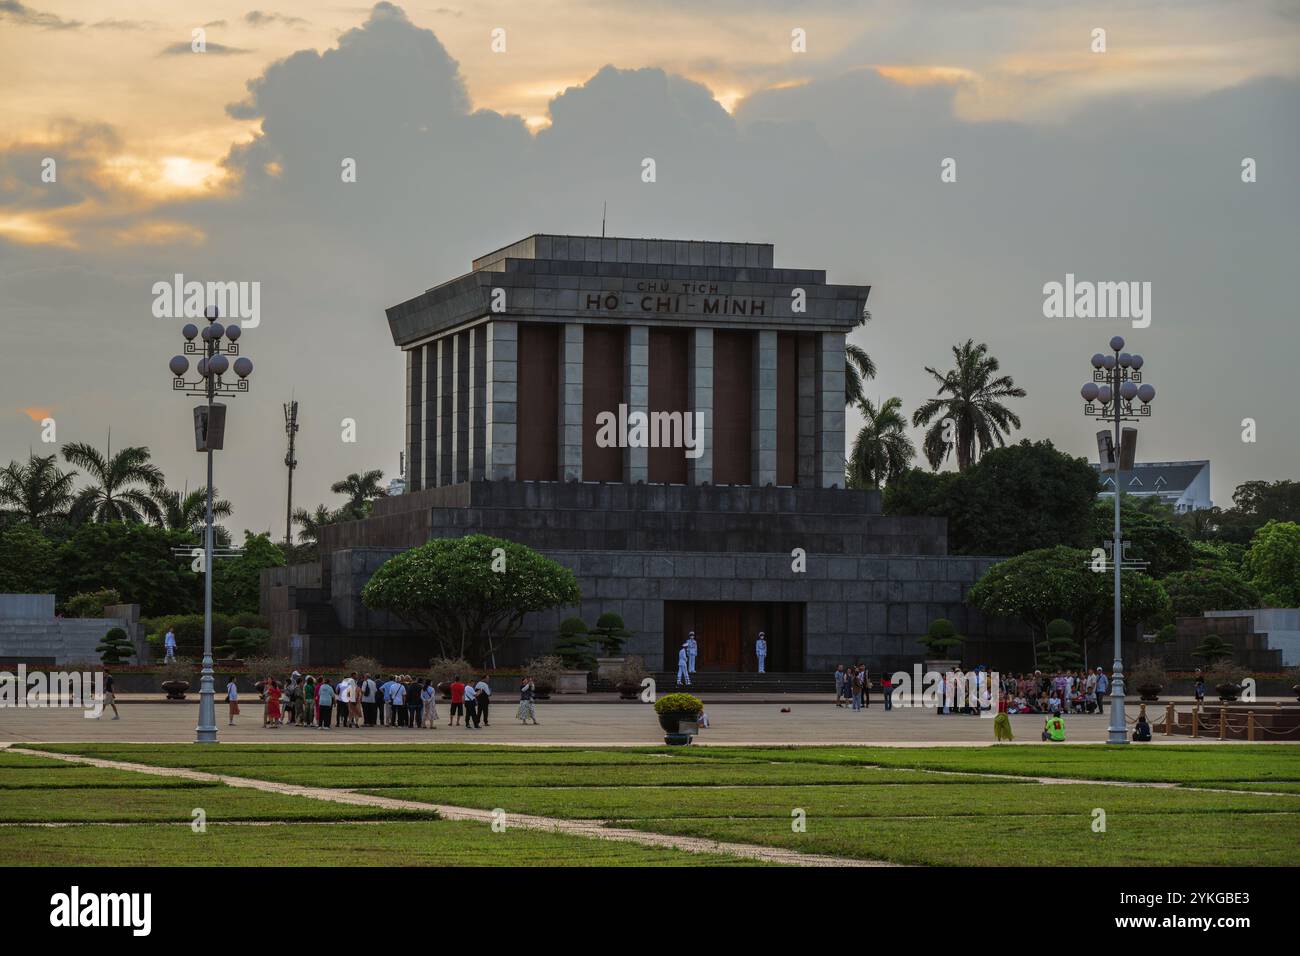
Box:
591, 612, 632, 678
1207, 661, 1248, 702
1129, 657, 1166, 702
919, 618, 965, 671
613, 655, 648, 700
158, 658, 193, 700
654, 692, 704, 745
95, 626, 135, 666
525, 655, 561, 700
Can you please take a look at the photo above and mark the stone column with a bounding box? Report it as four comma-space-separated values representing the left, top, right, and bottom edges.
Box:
560, 323, 583, 482
752, 329, 778, 487
688, 328, 713, 485
422, 344, 437, 488
453, 332, 470, 482
437, 337, 453, 485
817, 331, 846, 488
469, 325, 486, 481
796, 334, 818, 487
405, 346, 423, 490
485, 320, 518, 481
624, 325, 649, 483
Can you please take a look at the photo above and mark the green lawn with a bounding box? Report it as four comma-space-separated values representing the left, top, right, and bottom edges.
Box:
11, 743, 1300, 866
0, 821, 756, 866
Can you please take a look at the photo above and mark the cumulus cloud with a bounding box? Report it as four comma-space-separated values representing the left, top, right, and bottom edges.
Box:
0, 1, 1295, 534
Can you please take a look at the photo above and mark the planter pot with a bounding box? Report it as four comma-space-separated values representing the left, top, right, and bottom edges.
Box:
556, 670, 589, 695
1137, 684, 1162, 702
616, 681, 642, 701
657, 712, 700, 746
436, 681, 451, 701
1216, 683, 1241, 702
595, 657, 626, 681
1292, 684, 1300, 703
161, 679, 190, 701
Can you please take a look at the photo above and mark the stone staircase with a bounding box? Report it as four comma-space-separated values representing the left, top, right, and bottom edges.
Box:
649, 671, 835, 694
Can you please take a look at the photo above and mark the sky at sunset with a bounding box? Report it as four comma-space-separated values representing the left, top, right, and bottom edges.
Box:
1, 1, 1298, 539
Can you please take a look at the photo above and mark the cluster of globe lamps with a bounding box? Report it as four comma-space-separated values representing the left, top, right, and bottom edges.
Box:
168, 319, 254, 384
1080, 336, 1154, 409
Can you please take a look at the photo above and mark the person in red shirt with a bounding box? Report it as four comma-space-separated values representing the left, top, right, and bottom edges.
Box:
449, 676, 465, 727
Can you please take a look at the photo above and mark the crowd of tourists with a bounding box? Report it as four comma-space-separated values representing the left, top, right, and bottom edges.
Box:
223, 672, 542, 729
999, 668, 1110, 715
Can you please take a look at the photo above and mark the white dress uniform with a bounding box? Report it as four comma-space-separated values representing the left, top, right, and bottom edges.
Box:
755, 633, 767, 673
686, 633, 698, 673
676, 645, 691, 686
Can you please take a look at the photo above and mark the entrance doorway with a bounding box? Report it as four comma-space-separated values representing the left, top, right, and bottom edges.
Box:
662, 601, 805, 672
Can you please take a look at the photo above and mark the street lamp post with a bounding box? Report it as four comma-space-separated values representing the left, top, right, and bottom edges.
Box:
1080, 335, 1155, 745
169, 308, 254, 744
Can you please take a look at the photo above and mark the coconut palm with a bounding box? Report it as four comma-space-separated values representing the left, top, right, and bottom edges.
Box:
911, 339, 1026, 472
846, 397, 916, 490
844, 309, 877, 407
292, 504, 340, 547
0, 452, 78, 527
62, 440, 165, 523
331, 469, 387, 519
155, 486, 233, 547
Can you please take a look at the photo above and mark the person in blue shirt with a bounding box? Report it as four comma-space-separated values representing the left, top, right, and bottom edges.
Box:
316, 678, 335, 729
1094, 667, 1109, 715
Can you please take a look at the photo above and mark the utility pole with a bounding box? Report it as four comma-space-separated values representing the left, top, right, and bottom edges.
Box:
283, 399, 299, 547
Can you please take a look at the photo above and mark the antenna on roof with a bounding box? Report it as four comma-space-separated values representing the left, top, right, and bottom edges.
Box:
601, 201, 606, 238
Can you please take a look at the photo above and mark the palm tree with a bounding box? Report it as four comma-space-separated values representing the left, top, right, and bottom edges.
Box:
911, 339, 1026, 472
844, 309, 877, 407
155, 486, 233, 547
292, 504, 339, 547
331, 469, 387, 519
62, 439, 165, 523
846, 397, 915, 490
0, 452, 78, 526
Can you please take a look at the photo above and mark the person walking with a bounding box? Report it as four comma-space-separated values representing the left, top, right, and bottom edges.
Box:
316, 678, 335, 730
474, 675, 492, 726
676, 643, 691, 686
265, 680, 283, 728
755, 631, 767, 674
421, 680, 439, 728
463, 679, 480, 729
449, 676, 465, 726
882, 671, 894, 711
516, 675, 538, 724
834, 664, 845, 707
99, 668, 119, 720
1094, 667, 1109, 715
163, 628, 177, 662
226, 676, 240, 726
361, 673, 377, 726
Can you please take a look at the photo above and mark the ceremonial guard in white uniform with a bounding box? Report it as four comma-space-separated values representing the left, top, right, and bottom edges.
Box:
755, 631, 768, 673
676, 643, 691, 686
686, 631, 698, 673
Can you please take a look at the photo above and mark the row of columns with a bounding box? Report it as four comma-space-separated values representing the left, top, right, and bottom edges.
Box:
406, 320, 845, 490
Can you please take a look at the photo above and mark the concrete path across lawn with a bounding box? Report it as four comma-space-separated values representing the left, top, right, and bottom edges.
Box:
6, 747, 881, 868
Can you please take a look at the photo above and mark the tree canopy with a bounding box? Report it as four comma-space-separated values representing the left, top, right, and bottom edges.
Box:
361, 534, 581, 664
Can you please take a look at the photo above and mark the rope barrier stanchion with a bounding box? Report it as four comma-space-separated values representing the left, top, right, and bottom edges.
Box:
1191, 706, 1198, 738
1248, 711, 1255, 742
1165, 701, 1174, 736
1219, 705, 1226, 741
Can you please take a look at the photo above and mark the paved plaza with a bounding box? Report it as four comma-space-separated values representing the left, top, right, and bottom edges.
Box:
2, 694, 1272, 746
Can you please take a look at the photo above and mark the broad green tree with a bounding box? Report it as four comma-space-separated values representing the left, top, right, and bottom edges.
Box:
213, 531, 286, 615
1161, 566, 1259, 620
362, 534, 582, 664
57, 522, 199, 616
1091, 499, 1194, 578
968, 545, 1169, 666
1243, 520, 1300, 606
0, 524, 57, 594
911, 339, 1026, 472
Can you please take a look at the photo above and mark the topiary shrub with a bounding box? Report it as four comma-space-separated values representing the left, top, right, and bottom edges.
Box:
95, 626, 135, 665
217, 625, 267, 660
919, 618, 965, 658
1036, 619, 1083, 670
590, 612, 631, 656
653, 692, 704, 716
554, 616, 596, 670
342, 655, 383, 678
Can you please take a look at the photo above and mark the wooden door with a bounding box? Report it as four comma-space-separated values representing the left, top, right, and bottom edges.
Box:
697, 603, 742, 671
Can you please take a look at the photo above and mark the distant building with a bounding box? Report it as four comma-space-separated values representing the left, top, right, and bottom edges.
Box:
386, 477, 406, 497
1094, 459, 1211, 513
